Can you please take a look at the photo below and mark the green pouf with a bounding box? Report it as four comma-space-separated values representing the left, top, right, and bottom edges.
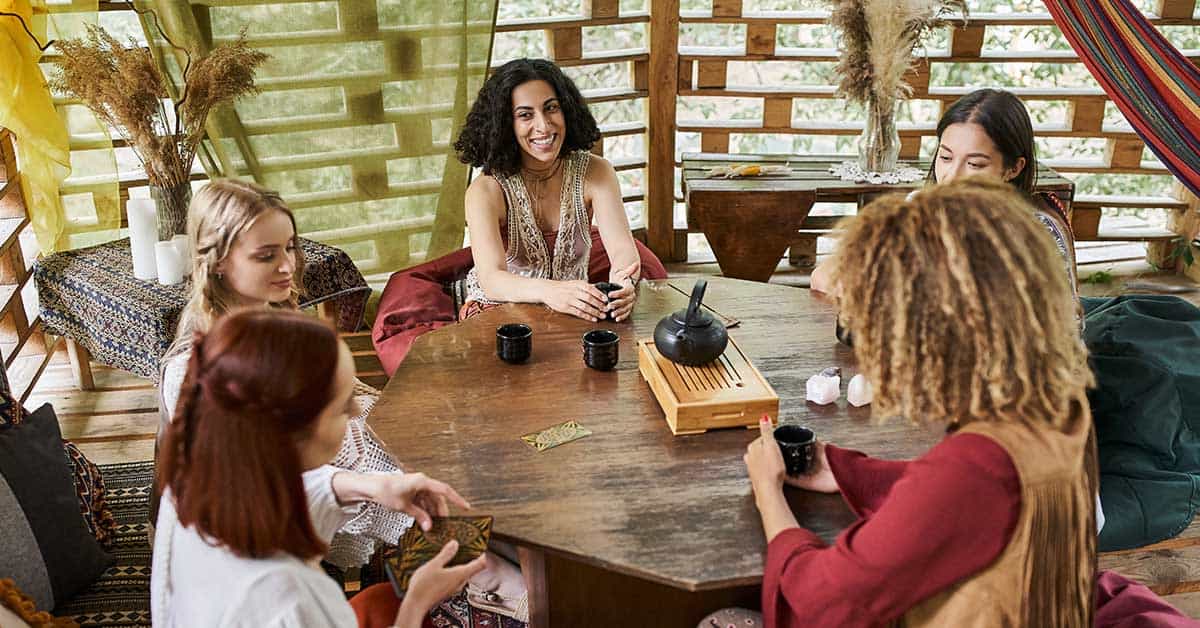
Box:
1084, 296, 1200, 552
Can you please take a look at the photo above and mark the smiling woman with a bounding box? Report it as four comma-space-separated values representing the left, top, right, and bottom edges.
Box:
451, 58, 664, 323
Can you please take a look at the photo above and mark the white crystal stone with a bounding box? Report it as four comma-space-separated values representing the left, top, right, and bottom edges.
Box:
847, 373, 873, 407
806, 370, 841, 405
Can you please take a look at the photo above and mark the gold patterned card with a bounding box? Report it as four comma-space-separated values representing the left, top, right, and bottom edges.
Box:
521, 420, 592, 451
385, 516, 492, 597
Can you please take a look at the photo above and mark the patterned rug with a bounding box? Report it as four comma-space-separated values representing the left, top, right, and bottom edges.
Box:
56, 461, 525, 628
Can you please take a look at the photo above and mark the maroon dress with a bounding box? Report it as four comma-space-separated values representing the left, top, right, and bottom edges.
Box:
762, 437, 1198, 628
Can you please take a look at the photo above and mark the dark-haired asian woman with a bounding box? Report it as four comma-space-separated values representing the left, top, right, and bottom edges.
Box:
372, 58, 668, 374
811, 88, 1078, 302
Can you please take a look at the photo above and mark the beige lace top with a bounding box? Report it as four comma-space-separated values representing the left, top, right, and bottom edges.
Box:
464, 150, 593, 304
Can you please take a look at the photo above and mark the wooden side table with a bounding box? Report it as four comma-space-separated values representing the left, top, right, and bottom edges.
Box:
682, 153, 1074, 282
34, 237, 369, 389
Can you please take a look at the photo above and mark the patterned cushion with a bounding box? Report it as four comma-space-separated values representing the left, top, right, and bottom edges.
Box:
0, 403, 114, 611
63, 442, 116, 548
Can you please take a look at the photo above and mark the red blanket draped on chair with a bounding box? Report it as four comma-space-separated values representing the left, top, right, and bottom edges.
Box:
372, 228, 667, 375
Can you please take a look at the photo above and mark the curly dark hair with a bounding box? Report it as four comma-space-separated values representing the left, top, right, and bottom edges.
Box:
454, 58, 601, 177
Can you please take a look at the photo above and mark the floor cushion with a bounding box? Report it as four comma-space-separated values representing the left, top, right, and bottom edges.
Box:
0, 402, 114, 611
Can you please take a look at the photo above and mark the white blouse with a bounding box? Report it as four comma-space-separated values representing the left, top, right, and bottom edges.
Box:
158, 347, 413, 567
150, 465, 360, 628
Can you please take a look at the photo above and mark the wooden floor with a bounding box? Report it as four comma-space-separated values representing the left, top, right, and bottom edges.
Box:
27, 268, 1200, 618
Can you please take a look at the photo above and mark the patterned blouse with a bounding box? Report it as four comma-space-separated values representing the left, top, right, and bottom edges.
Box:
463, 150, 593, 305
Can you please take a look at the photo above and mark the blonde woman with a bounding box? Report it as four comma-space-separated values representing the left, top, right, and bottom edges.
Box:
151, 179, 407, 569
152, 180, 527, 620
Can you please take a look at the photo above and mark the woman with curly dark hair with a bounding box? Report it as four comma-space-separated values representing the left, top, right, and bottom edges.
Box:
453, 58, 663, 321
372, 59, 667, 374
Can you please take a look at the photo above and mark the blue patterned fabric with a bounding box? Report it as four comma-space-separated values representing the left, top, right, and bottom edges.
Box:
34, 237, 368, 380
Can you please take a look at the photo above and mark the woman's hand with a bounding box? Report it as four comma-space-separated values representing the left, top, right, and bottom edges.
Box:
367, 472, 471, 531
541, 280, 608, 322
606, 260, 640, 322
744, 416, 788, 498
394, 540, 488, 628
784, 441, 839, 494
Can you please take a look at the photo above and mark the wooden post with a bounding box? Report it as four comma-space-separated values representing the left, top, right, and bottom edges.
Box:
66, 338, 95, 391
1071, 97, 1107, 133
647, 0, 680, 260
585, 0, 619, 18
1106, 138, 1145, 169
950, 25, 986, 57
1156, 0, 1197, 18
746, 23, 776, 56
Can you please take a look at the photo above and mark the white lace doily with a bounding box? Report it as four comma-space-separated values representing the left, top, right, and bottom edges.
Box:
829, 161, 925, 184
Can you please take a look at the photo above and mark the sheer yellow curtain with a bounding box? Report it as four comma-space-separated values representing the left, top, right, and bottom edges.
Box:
2, 1, 65, 253
0, 0, 123, 254
140, 0, 498, 274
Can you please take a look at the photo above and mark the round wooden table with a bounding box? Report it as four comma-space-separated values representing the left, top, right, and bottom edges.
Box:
371, 278, 943, 627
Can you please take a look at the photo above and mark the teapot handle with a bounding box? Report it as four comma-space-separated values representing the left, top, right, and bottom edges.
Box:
684, 279, 708, 326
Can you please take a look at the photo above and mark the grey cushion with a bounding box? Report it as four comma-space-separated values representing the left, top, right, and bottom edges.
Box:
0, 403, 114, 610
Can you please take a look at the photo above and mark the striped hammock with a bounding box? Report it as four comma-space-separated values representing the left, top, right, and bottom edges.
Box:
1044, 0, 1200, 197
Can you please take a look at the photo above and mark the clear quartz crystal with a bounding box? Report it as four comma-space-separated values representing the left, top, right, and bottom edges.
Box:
847, 374, 873, 407
806, 368, 841, 405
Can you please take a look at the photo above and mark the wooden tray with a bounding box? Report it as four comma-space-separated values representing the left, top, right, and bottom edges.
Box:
638, 336, 779, 435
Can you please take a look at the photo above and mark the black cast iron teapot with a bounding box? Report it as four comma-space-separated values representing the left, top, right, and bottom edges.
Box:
653, 279, 728, 366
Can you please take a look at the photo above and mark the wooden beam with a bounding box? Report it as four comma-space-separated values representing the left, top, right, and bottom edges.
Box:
586, 0, 620, 19
547, 27, 583, 61
745, 22, 776, 56
950, 25, 986, 57
647, 0, 680, 260
1107, 138, 1146, 169
906, 62, 931, 97
1157, 0, 1197, 19
677, 59, 693, 91
1071, 97, 1108, 133
701, 131, 730, 153
696, 60, 727, 89
763, 97, 792, 128
712, 0, 742, 17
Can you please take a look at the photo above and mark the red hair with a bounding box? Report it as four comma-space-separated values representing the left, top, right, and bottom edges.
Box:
157, 308, 340, 559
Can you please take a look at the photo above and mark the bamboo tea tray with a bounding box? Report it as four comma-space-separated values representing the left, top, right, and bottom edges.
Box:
637, 336, 779, 435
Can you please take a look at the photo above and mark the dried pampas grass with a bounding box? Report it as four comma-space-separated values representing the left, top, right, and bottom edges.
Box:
51, 23, 268, 189
829, 0, 967, 106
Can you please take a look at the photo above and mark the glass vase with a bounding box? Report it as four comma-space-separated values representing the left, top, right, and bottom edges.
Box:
151, 181, 192, 241
857, 97, 901, 173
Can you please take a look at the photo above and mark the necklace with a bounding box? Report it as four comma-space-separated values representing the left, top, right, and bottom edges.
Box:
521, 158, 563, 229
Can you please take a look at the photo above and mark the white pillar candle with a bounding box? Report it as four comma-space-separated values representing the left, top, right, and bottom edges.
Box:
126, 198, 158, 281
155, 241, 184, 285
171, 234, 191, 277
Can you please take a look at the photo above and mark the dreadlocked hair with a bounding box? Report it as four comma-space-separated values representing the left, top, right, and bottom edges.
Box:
831, 177, 1092, 429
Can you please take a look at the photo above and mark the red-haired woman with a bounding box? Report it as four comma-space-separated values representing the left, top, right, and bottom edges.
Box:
151, 309, 484, 627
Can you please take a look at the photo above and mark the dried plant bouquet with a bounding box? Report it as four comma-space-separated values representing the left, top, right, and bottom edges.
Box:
828, 0, 968, 171
51, 24, 267, 237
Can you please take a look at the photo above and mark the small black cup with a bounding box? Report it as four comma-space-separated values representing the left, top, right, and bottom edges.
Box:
496, 323, 532, 364
593, 282, 622, 321
774, 424, 816, 476
582, 329, 619, 371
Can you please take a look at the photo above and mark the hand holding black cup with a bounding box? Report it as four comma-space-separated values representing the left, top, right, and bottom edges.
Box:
774, 424, 817, 476
593, 282, 622, 321
496, 323, 532, 364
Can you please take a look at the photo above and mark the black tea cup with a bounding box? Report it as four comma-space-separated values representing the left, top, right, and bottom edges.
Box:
582, 329, 619, 371
774, 424, 816, 476
593, 281, 623, 321
496, 323, 532, 364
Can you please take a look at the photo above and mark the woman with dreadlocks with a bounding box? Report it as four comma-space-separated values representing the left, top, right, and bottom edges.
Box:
730, 179, 1195, 628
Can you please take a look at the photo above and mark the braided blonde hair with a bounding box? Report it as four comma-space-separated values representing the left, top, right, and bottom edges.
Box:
174, 179, 305, 342
831, 177, 1092, 429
